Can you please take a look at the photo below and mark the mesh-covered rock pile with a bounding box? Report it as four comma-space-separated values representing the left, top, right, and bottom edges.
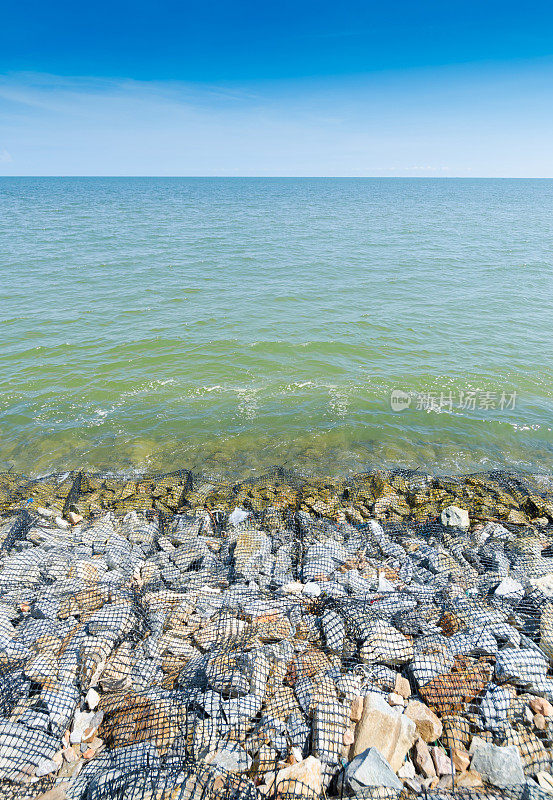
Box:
0, 470, 552, 800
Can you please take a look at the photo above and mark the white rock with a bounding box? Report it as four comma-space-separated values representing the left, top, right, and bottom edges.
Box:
35, 757, 59, 777
494, 577, 525, 600
303, 582, 321, 597
398, 761, 416, 779
531, 574, 553, 597
440, 506, 470, 529
228, 507, 250, 526
37, 507, 55, 518
377, 572, 396, 593
86, 688, 100, 710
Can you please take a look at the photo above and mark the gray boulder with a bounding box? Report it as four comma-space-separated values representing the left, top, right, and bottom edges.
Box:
340, 747, 403, 793
471, 742, 525, 787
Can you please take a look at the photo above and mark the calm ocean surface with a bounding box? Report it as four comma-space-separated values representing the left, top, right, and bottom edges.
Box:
1, 177, 552, 478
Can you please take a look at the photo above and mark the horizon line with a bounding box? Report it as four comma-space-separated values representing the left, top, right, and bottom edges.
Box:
2, 175, 553, 179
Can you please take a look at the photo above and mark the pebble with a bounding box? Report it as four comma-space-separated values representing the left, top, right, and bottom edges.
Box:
85, 688, 100, 710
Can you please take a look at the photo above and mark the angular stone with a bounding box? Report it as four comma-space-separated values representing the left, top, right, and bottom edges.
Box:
455, 770, 484, 788
194, 614, 247, 650
398, 760, 416, 780
537, 772, 553, 794
495, 648, 548, 690
479, 683, 514, 733
388, 692, 404, 707
529, 697, 553, 717
451, 747, 470, 772
352, 692, 416, 772
540, 603, 553, 664
494, 577, 525, 600
312, 700, 349, 765
441, 714, 471, 750
404, 700, 442, 743
233, 529, 271, 576
207, 743, 252, 773
86, 688, 100, 710
504, 727, 550, 776
350, 695, 364, 721
321, 609, 345, 651
414, 738, 436, 778
441, 506, 470, 529
343, 747, 403, 792
360, 620, 414, 666
471, 742, 525, 787
419, 661, 489, 715
286, 648, 331, 685
274, 756, 323, 796
430, 746, 452, 777
394, 674, 411, 699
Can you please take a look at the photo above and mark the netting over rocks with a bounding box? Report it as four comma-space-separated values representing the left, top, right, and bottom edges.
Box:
0, 468, 552, 800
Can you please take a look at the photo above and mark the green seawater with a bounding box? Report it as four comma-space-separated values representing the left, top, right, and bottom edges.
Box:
1, 177, 552, 478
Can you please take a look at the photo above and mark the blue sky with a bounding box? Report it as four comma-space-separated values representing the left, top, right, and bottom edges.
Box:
1, 0, 553, 175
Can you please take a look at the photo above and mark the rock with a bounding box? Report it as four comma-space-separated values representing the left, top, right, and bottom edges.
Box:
420, 661, 489, 715
455, 770, 484, 788
336, 675, 362, 702
302, 582, 321, 597
341, 747, 403, 792
388, 692, 404, 707
537, 772, 553, 794
410, 652, 454, 688
430, 746, 452, 777
451, 747, 471, 772
495, 648, 549, 690
508, 510, 528, 524
66, 512, 83, 526
495, 577, 525, 600
312, 700, 349, 764
530, 575, 553, 597
441, 506, 470, 529
0, 721, 59, 780
534, 713, 547, 731
207, 743, 252, 773
394, 674, 411, 699
35, 758, 59, 777
530, 697, 553, 717
504, 726, 550, 777
360, 620, 414, 666
86, 688, 100, 710
350, 695, 364, 721
404, 700, 442, 742
540, 603, 553, 664
414, 738, 436, 778
343, 729, 355, 746
479, 683, 514, 732
274, 756, 323, 796
470, 742, 525, 787
233, 528, 270, 577
228, 508, 250, 526
403, 777, 423, 793
441, 714, 471, 750
352, 692, 417, 771
398, 761, 416, 779
321, 609, 345, 651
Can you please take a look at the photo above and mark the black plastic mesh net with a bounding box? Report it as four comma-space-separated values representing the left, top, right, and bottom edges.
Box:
0, 468, 552, 800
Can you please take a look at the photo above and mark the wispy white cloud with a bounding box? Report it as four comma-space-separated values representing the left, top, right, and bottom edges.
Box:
0, 67, 552, 176
0, 148, 12, 163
